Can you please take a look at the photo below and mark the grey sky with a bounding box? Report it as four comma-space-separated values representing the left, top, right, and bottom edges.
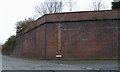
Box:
0, 0, 112, 44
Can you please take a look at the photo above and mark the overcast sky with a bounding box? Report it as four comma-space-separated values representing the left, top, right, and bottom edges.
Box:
0, 0, 112, 44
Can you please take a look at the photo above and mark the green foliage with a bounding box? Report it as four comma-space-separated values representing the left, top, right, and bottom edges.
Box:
16, 18, 35, 32
112, 1, 120, 10
2, 35, 16, 54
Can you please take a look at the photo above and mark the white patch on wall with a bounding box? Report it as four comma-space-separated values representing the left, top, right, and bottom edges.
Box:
56, 54, 62, 58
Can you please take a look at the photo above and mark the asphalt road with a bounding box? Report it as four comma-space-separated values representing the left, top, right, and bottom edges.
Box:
2, 55, 119, 71
50, 60, 119, 70
2, 55, 95, 70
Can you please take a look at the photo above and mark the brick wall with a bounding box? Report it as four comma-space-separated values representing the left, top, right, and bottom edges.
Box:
12, 10, 119, 59
59, 20, 118, 59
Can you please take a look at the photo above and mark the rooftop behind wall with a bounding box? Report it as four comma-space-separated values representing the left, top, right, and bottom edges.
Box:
17, 10, 120, 37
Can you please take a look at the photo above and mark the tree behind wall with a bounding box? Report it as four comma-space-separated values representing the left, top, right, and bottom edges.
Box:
66, 0, 76, 12
2, 35, 16, 55
35, 0, 64, 16
91, 0, 107, 11
16, 18, 35, 33
112, 1, 120, 9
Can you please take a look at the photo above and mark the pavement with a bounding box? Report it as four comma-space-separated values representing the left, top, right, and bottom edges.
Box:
50, 60, 119, 70
2, 55, 119, 72
2, 55, 96, 70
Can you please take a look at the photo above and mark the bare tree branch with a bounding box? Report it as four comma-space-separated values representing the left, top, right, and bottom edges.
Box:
35, 3, 48, 15
91, 0, 107, 11
35, 0, 64, 16
66, 0, 76, 12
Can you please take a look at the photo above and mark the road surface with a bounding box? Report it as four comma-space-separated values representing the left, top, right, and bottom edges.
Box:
50, 60, 119, 70
2, 55, 119, 71
2, 55, 95, 70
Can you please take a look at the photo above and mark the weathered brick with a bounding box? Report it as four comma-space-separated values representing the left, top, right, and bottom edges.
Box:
12, 10, 119, 59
